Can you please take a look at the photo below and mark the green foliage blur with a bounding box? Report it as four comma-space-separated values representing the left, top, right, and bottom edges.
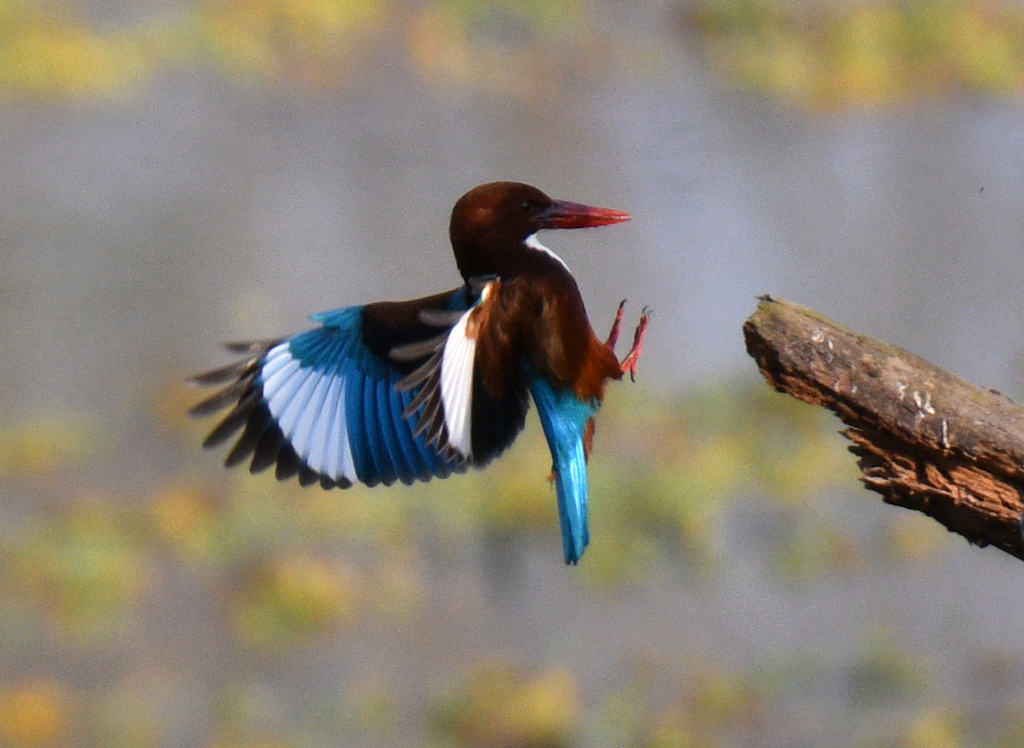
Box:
682, 0, 1024, 108
0, 0, 589, 98
4, 0, 1024, 106
3, 372, 989, 746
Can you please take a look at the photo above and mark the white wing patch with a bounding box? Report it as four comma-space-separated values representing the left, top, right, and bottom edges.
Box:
439, 281, 495, 459
261, 344, 294, 380
288, 373, 331, 460
525, 233, 569, 272
260, 343, 357, 484
323, 377, 355, 482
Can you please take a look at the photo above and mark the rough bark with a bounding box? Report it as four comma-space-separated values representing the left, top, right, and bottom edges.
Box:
743, 295, 1024, 561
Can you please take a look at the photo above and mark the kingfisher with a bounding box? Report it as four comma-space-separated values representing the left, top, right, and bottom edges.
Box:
189, 181, 649, 564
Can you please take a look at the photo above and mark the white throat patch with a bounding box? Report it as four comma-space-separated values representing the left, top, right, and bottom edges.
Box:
525, 233, 569, 272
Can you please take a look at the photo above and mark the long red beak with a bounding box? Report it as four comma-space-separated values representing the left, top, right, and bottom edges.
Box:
540, 199, 631, 229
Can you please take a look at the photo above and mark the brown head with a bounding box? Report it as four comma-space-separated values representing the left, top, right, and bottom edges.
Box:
448, 181, 630, 281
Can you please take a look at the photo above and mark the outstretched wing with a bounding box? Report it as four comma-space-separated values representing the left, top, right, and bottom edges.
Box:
189, 281, 530, 489
528, 377, 600, 565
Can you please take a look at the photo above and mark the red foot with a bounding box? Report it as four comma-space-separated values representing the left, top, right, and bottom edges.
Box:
606, 300, 651, 382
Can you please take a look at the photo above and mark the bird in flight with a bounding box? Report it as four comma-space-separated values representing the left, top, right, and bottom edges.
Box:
190, 181, 649, 564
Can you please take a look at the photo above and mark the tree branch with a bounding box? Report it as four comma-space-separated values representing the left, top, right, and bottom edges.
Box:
743, 295, 1024, 561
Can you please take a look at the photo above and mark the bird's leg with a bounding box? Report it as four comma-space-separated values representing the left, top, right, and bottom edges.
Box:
618, 306, 651, 382
606, 299, 628, 350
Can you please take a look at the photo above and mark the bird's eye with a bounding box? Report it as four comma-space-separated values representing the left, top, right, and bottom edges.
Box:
521, 200, 543, 216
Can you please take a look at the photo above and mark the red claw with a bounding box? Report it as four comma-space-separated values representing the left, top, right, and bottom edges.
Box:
606, 302, 651, 382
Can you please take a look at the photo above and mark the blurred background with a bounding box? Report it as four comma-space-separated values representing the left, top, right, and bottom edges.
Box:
3, 0, 1024, 745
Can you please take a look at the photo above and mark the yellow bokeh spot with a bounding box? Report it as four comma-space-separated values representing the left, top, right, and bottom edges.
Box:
0, 417, 93, 478
0, 681, 73, 748
900, 706, 964, 748
885, 513, 949, 563
233, 554, 361, 646
505, 668, 578, 743
437, 663, 578, 746
152, 486, 221, 561
407, 6, 473, 84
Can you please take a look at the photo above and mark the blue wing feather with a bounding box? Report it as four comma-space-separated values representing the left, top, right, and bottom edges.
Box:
361, 373, 387, 483
389, 377, 429, 483
192, 282, 529, 523
340, 365, 367, 483
305, 299, 472, 487
308, 306, 363, 329
529, 377, 600, 565
375, 376, 403, 484
189, 296, 474, 489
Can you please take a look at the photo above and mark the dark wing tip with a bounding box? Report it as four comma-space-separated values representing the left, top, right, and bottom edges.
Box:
189, 340, 283, 386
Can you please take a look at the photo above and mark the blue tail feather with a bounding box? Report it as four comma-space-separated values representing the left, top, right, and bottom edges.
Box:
528, 377, 599, 564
